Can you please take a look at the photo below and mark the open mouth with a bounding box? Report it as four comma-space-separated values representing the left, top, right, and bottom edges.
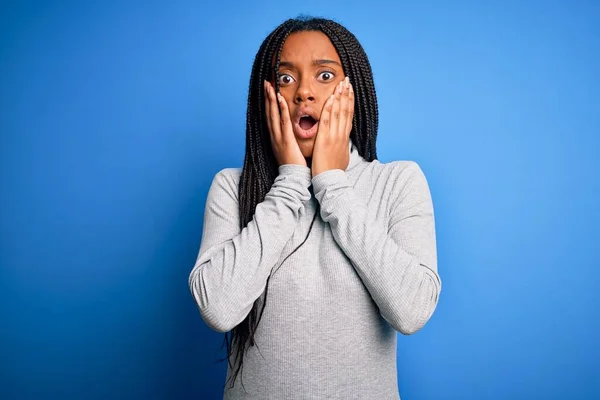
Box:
294, 115, 319, 139
299, 115, 317, 130
294, 108, 319, 139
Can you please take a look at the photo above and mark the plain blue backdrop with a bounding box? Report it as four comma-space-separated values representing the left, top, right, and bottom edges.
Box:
1, 0, 599, 399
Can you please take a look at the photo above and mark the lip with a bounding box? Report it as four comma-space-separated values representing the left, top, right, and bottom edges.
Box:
295, 106, 319, 122
293, 120, 319, 139
294, 106, 319, 139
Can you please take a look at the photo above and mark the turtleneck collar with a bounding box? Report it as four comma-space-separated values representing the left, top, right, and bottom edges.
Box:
345, 140, 364, 172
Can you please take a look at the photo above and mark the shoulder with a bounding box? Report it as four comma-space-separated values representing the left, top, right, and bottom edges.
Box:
381, 159, 424, 175
372, 159, 429, 188
208, 167, 243, 202
369, 159, 433, 206
213, 167, 242, 184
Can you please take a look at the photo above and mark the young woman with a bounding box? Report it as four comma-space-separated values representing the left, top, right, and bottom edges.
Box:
189, 16, 441, 400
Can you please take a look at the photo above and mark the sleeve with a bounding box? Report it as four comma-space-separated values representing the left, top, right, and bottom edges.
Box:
188, 164, 312, 333
311, 161, 441, 335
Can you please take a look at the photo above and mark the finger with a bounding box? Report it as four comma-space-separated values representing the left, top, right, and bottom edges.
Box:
339, 77, 350, 138
267, 82, 282, 141
277, 92, 293, 141
318, 94, 335, 137
264, 80, 273, 135
345, 79, 355, 137
329, 80, 343, 139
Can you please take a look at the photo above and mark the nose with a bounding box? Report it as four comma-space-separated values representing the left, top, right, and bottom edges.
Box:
294, 79, 315, 104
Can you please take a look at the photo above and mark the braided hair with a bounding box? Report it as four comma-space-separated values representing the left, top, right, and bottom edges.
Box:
219, 16, 379, 392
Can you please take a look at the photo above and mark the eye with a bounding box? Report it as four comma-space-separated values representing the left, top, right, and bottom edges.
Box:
318, 71, 335, 82
278, 74, 295, 86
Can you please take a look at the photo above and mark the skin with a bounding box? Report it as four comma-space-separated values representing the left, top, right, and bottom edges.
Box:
263, 30, 355, 177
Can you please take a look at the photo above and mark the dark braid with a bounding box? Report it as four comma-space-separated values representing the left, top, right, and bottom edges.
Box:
218, 16, 379, 393
320, 22, 378, 160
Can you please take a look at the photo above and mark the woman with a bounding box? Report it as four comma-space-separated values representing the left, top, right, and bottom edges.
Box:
189, 16, 441, 400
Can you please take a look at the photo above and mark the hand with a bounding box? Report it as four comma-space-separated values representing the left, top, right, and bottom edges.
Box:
311, 77, 354, 177
264, 80, 307, 167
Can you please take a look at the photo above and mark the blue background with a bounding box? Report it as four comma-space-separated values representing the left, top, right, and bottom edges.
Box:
1, 1, 599, 399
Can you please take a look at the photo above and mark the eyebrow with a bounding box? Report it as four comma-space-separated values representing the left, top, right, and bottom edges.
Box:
278, 59, 342, 68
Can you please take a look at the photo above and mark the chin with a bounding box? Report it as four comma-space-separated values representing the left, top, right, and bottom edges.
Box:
300, 147, 314, 159
297, 140, 315, 159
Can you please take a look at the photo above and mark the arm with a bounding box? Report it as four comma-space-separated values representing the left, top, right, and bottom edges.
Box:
189, 164, 312, 332
312, 161, 441, 334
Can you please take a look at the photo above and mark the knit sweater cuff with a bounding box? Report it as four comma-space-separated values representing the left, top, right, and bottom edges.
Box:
311, 169, 355, 218
278, 164, 312, 186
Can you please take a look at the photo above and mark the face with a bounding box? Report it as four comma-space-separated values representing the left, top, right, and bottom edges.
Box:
272, 31, 346, 158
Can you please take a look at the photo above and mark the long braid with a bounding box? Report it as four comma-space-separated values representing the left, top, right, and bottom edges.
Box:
220, 16, 379, 393
321, 22, 378, 161
219, 20, 296, 392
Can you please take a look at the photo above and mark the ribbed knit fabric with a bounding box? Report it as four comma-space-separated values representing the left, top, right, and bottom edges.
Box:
189, 141, 441, 400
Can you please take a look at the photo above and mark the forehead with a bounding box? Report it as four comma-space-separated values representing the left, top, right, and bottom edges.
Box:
280, 31, 341, 63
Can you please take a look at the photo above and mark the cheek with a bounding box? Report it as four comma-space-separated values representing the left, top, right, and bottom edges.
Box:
283, 95, 294, 107
318, 100, 329, 116
317, 84, 338, 113
279, 91, 294, 108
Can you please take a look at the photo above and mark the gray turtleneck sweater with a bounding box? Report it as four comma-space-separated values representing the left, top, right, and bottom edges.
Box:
189, 141, 441, 400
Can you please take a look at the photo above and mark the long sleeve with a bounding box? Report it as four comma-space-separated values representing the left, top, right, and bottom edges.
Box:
188, 164, 312, 333
311, 161, 441, 335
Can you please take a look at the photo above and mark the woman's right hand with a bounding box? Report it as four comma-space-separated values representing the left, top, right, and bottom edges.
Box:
264, 80, 307, 167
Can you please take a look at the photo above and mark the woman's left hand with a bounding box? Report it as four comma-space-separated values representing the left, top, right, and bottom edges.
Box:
311, 76, 354, 177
